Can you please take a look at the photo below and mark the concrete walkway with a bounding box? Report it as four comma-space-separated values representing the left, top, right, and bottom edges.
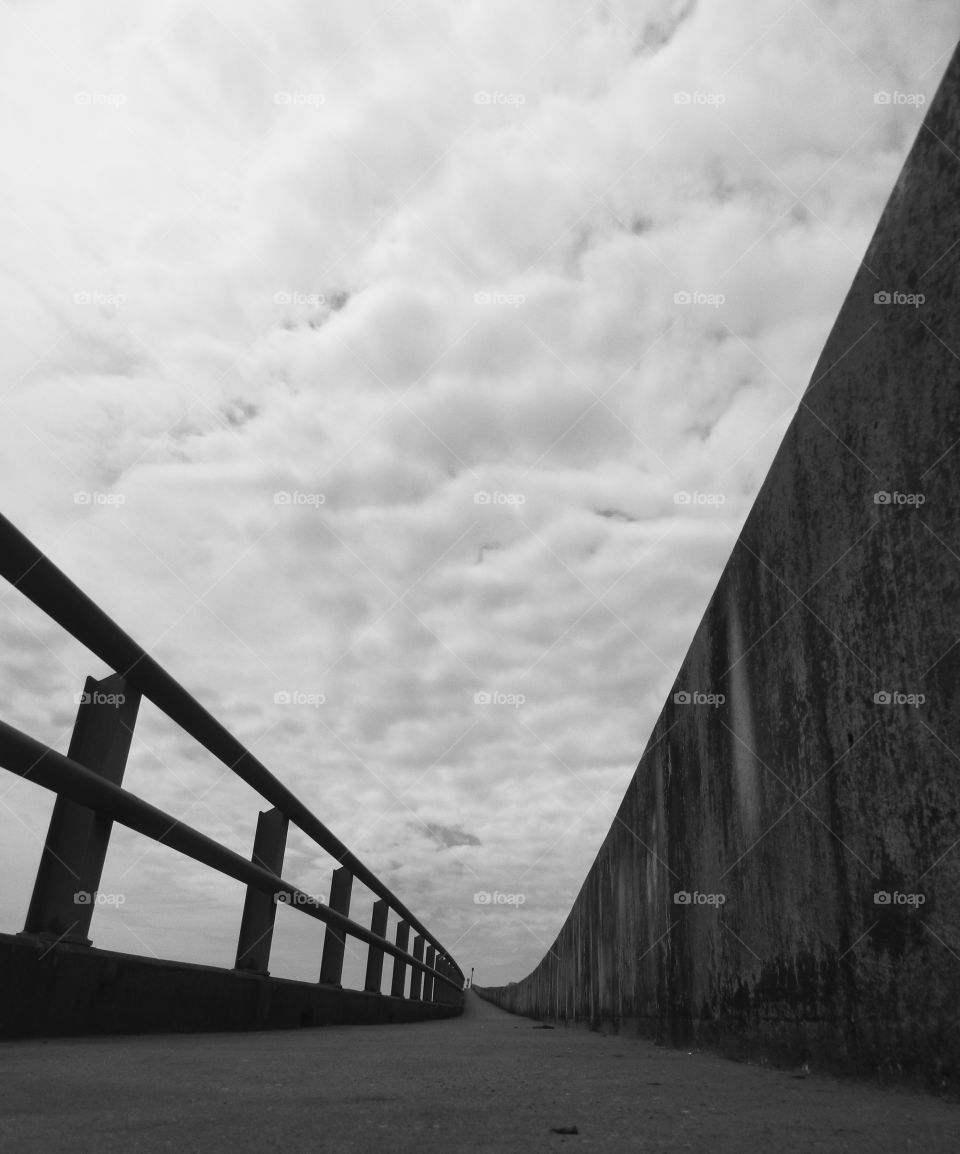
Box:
0, 992, 955, 1152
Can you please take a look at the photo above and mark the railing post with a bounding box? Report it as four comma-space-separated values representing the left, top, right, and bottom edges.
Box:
409, 934, 425, 1000
319, 866, 353, 986
390, 920, 410, 997
434, 955, 446, 1004
234, 807, 288, 974
423, 945, 436, 1003
23, 674, 140, 943
363, 899, 389, 992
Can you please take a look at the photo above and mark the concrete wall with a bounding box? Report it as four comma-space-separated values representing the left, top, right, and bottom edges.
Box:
477, 46, 960, 1094
0, 934, 462, 1037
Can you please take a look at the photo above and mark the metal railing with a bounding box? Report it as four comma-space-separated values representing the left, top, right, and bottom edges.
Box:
0, 511, 464, 1008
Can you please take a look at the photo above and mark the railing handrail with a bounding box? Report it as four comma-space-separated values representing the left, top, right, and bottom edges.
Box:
0, 511, 462, 982
0, 717, 460, 992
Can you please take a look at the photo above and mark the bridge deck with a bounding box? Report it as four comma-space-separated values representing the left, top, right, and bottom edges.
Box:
0, 992, 954, 1152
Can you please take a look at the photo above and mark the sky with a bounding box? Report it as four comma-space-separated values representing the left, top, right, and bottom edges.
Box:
0, 0, 958, 990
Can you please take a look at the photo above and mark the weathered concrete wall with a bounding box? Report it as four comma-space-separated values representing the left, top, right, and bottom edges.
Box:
477, 45, 960, 1093
0, 934, 461, 1037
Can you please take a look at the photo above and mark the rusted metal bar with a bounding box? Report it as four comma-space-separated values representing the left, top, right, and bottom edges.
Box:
409, 935, 425, 1001
363, 900, 389, 992
235, 807, 289, 974
390, 920, 410, 998
319, 867, 353, 986
0, 512, 462, 984
423, 945, 436, 1003
23, 674, 140, 943
436, 957, 451, 1004
0, 719, 460, 995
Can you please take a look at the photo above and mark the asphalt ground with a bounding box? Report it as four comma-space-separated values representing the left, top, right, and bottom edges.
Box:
0, 991, 956, 1152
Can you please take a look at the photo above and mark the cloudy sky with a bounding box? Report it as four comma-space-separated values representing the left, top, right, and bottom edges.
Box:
1, 0, 957, 990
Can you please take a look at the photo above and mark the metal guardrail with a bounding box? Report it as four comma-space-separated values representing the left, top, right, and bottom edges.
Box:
0, 511, 464, 1006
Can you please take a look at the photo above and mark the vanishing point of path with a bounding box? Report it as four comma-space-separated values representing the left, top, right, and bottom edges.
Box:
0, 991, 955, 1152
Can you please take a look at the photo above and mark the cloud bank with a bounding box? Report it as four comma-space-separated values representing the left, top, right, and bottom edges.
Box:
0, 0, 956, 984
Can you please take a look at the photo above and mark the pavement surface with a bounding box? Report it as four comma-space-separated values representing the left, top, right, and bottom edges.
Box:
0, 991, 956, 1152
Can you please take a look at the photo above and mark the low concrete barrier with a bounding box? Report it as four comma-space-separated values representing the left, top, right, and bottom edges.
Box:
0, 934, 461, 1038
